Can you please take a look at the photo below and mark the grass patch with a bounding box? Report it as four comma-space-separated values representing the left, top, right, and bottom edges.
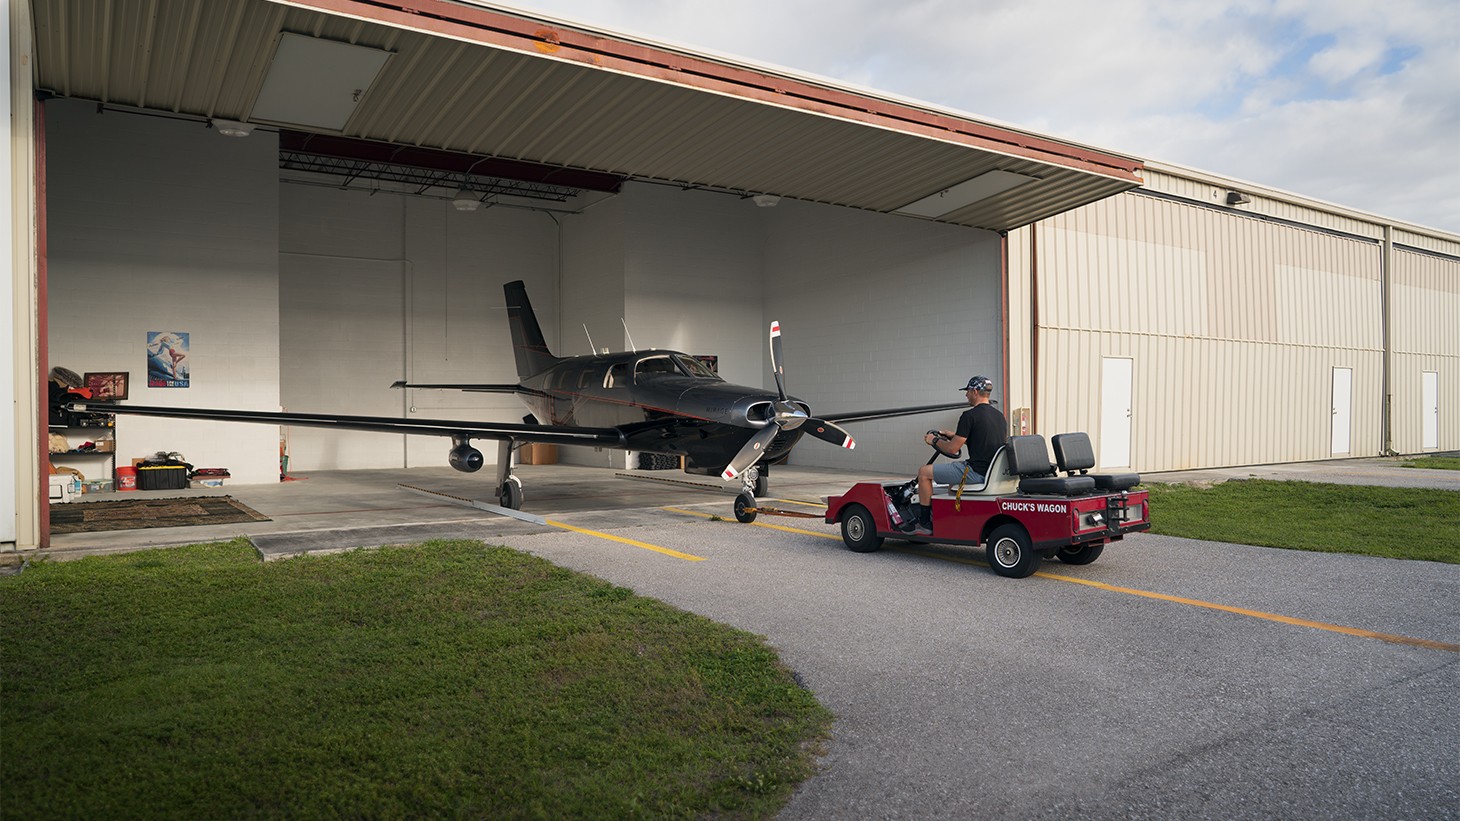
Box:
1144, 480, 1460, 563
1401, 455, 1460, 470
0, 540, 831, 818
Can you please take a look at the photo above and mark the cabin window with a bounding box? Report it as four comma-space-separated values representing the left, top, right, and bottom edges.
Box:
605, 363, 630, 388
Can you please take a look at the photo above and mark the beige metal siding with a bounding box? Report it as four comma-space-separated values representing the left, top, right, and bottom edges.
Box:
1390, 249, 1460, 452
1140, 167, 1386, 240
1032, 192, 1384, 472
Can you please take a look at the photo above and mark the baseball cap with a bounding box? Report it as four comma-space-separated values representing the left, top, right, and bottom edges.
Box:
960, 375, 994, 392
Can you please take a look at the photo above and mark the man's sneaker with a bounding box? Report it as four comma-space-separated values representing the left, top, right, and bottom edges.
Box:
911, 522, 933, 536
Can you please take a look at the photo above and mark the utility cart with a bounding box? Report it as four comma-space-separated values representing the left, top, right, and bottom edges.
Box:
824, 432, 1150, 578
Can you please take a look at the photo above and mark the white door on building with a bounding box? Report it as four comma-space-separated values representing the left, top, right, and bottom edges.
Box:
1100, 357, 1133, 469
1422, 371, 1439, 450
1331, 367, 1352, 455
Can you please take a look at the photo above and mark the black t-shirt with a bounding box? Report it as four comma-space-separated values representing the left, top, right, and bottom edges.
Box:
954, 402, 1008, 475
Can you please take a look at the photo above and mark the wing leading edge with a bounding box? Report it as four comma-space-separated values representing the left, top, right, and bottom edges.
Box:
66, 402, 624, 447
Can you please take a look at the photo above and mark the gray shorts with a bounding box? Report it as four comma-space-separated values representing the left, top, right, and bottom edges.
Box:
932, 460, 983, 486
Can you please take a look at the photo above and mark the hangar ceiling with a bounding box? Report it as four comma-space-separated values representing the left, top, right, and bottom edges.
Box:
28, 0, 1144, 231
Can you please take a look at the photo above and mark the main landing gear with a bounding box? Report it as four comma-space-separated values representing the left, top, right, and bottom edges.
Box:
496, 440, 523, 510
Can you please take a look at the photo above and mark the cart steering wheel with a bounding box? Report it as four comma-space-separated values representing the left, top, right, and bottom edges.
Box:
924, 430, 957, 465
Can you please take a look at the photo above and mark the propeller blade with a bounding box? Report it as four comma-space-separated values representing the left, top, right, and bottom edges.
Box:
802, 418, 856, 450
769, 321, 787, 400
721, 424, 781, 481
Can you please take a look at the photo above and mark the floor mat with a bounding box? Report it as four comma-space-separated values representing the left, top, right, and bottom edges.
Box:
50, 496, 270, 533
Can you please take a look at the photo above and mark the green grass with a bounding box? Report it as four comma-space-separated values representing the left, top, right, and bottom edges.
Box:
1143, 480, 1460, 563
0, 540, 831, 819
1401, 455, 1460, 470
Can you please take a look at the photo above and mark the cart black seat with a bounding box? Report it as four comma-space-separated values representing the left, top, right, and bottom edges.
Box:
1007, 434, 1096, 495
1051, 432, 1140, 491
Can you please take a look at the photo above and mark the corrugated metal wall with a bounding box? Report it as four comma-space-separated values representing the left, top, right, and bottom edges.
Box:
1390, 248, 1460, 452
1021, 191, 1389, 472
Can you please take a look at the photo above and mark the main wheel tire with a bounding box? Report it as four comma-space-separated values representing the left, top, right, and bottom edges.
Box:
986, 523, 1039, 578
840, 504, 884, 553
498, 478, 523, 510
1057, 543, 1104, 565
753, 471, 769, 497
733, 491, 758, 523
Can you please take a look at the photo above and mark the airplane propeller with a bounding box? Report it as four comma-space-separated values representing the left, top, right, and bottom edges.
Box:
721, 321, 855, 481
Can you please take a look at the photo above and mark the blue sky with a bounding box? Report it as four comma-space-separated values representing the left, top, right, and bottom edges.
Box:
492, 0, 1459, 232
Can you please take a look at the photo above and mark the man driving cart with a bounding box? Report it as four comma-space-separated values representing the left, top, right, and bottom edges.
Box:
901, 375, 1008, 535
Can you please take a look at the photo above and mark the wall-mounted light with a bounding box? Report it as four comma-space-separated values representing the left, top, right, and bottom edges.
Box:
752, 194, 780, 208
211, 119, 254, 137
1226, 191, 1252, 206
451, 188, 481, 212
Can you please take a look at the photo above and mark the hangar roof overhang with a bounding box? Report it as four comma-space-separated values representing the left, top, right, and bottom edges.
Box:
30, 0, 1144, 231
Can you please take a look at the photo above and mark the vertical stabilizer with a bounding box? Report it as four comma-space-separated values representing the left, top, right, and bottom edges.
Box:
504, 280, 559, 379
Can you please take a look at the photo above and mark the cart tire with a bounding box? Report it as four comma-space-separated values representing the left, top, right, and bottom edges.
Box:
986, 523, 1039, 578
840, 505, 884, 553
734, 492, 758, 523
1057, 543, 1104, 565
498, 478, 523, 510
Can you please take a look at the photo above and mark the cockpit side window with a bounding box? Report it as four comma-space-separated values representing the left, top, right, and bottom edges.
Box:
633, 356, 681, 381
674, 355, 722, 380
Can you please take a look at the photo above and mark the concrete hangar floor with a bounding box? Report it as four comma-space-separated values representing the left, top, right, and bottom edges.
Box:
30, 460, 1460, 818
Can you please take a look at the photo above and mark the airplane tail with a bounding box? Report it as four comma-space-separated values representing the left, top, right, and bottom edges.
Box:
504, 280, 560, 379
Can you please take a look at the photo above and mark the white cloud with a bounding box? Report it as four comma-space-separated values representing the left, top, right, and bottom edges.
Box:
496, 0, 1460, 231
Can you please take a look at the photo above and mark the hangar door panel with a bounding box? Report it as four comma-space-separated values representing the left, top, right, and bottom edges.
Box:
280, 257, 407, 470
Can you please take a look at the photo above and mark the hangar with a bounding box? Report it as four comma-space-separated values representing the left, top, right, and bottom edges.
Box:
4, 0, 1458, 550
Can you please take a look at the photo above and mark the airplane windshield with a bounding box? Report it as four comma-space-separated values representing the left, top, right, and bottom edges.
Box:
675, 355, 722, 380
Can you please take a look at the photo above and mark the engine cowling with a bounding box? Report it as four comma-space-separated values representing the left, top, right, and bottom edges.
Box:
448, 443, 484, 473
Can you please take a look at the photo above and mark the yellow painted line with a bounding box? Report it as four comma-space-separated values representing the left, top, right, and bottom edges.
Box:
661, 508, 1457, 653
542, 518, 705, 561
1033, 571, 1460, 654
662, 507, 840, 539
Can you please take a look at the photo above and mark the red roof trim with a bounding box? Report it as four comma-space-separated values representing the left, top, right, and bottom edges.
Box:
281, 0, 1144, 182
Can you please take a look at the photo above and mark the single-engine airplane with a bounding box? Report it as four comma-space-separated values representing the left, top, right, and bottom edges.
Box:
71, 281, 966, 512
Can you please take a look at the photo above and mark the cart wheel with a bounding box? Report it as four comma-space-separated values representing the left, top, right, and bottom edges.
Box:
498, 478, 523, 510
840, 504, 884, 553
986, 523, 1039, 578
733, 491, 758, 523
1057, 543, 1104, 565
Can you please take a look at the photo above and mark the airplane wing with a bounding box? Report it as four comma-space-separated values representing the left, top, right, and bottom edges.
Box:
389, 380, 544, 396
66, 402, 625, 447
819, 401, 971, 424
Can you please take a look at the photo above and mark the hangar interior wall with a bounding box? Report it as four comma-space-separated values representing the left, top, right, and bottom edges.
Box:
45, 99, 281, 484
43, 97, 1003, 484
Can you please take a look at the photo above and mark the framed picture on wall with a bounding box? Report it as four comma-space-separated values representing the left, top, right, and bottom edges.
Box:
83, 371, 130, 401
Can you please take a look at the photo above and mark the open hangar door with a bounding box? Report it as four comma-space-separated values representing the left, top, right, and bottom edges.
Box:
22, 0, 1141, 540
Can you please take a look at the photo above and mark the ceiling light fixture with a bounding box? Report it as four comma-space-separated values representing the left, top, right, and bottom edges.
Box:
211, 119, 254, 137
752, 194, 780, 207
451, 188, 481, 212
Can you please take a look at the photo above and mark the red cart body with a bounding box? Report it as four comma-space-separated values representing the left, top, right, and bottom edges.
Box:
823, 433, 1151, 578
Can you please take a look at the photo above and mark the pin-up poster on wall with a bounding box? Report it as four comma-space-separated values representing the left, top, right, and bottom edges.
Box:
147, 331, 190, 388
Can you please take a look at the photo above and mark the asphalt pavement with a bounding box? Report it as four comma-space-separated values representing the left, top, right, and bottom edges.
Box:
15, 456, 1460, 817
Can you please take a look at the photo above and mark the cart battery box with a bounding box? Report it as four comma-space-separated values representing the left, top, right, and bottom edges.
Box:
137, 464, 189, 490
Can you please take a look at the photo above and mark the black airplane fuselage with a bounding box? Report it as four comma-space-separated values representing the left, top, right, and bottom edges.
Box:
517, 349, 808, 473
